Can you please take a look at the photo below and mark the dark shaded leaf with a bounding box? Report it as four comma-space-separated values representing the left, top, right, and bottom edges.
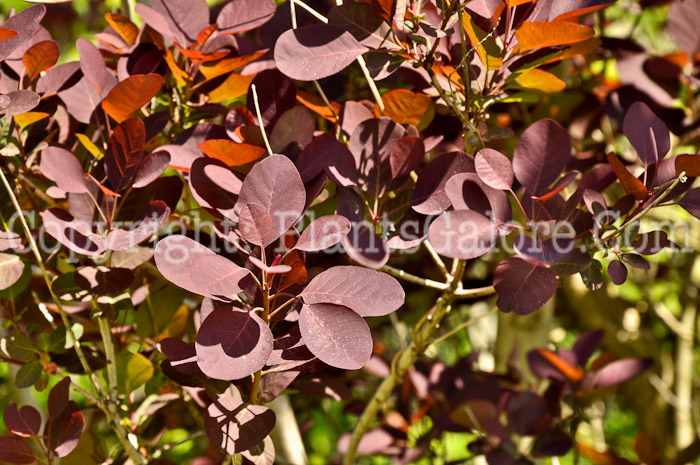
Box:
104, 118, 146, 192
246, 70, 296, 128
48, 377, 70, 419
572, 330, 604, 367
15, 361, 41, 389
429, 210, 498, 259
607, 260, 627, 285
217, 0, 275, 33
0, 435, 35, 464
3, 403, 41, 437
299, 303, 372, 369
513, 119, 571, 196
107, 201, 170, 250
74, 266, 134, 295
301, 266, 404, 317
195, 306, 273, 380
42, 208, 105, 256
622, 102, 669, 166
494, 257, 557, 316
205, 387, 276, 453
45, 401, 85, 457
328, 3, 399, 50
412, 151, 475, 214
341, 222, 389, 269
274, 24, 368, 81
506, 392, 546, 435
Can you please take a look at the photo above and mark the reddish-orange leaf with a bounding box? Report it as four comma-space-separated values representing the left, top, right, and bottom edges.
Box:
369, 0, 393, 24
536, 348, 585, 383
197, 24, 218, 46
199, 51, 266, 80
675, 154, 700, 177
506, 0, 537, 6
199, 139, 266, 167
513, 68, 566, 93
22, 40, 60, 80
277, 249, 307, 292
576, 442, 621, 465
607, 152, 648, 200
515, 21, 594, 53
175, 43, 228, 63
88, 174, 121, 197
148, 29, 189, 85
105, 13, 138, 46
0, 28, 18, 41
374, 89, 435, 130
462, 15, 502, 68
296, 90, 341, 123
101, 74, 164, 123
209, 73, 255, 103
590, 351, 617, 371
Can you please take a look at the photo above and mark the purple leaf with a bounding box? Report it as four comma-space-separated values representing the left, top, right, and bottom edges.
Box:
340, 222, 389, 269
328, 3, 399, 50
76, 38, 109, 95
246, 70, 296, 128
593, 358, 653, 388
0, 4, 45, 61
189, 157, 242, 221
296, 215, 351, 251
274, 24, 369, 81
340, 100, 374, 138
248, 255, 292, 274
42, 208, 105, 257
299, 303, 373, 369
241, 435, 275, 465
39, 147, 87, 194
506, 392, 546, 436
513, 233, 576, 267
238, 203, 275, 246
679, 187, 700, 220
0, 231, 22, 252
154, 235, 251, 299
0, 435, 35, 464
607, 260, 628, 285
58, 75, 112, 124
158, 338, 202, 375
412, 151, 475, 215
74, 266, 134, 295
0, 90, 40, 118
44, 401, 85, 458
36, 62, 80, 96
217, 0, 276, 33
444, 173, 512, 228
152, 0, 209, 46
668, 0, 700, 56
301, 265, 404, 317
48, 377, 70, 420
133, 151, 171, 188
270, 106, 316, 154
104, 118, 146, 192
348, 117, 406, 197
195, 306, 273, 380
494, 257, 557, 316
572, 330, 604, 367
3, 403, 41, 437
428, 210, 499, 259
532, 430, 573, 457
337, 428, 395, 455
513, 119, 572, 196
475, 148, 514, 190
623, 102, 670, 166
296, 135, 348, 182
237, 154, 306, 244
205, 392, 276, 454
106, 201, 170, 251
388, 136, 424, 190
621, 253, 650, 270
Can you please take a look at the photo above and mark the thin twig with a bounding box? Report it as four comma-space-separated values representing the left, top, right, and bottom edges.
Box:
423, 240, 450, 278
380, 264, 449, 290
251, 84, 274, 155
